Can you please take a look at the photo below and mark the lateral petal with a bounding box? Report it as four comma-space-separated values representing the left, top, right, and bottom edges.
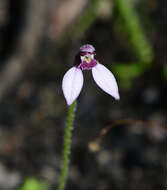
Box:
92, 63, 120, 100
62, 67, 84, 105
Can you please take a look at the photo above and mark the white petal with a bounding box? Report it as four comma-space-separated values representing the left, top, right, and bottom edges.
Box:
62, 67, 84, 105
92, 63, 120, 100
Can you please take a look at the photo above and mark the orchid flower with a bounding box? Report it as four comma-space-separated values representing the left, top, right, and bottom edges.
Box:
62, 44, 120, 106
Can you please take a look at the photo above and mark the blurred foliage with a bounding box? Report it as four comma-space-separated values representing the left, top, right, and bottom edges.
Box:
59, 0, 99, 44
18, 178, 48, 190
71, 0, 99, 39
163, 64, 167, 81
112, 63, 145, 88
113, 0, 154, 88
114, 0, 153, 64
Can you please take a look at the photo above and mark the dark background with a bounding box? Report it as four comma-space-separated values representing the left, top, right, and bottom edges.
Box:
0, 0, 167, 189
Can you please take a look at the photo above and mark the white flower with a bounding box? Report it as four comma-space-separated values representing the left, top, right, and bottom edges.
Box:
62, 44, 120, 106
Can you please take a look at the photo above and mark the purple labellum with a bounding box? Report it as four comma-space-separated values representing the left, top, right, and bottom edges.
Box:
79, 59, 98, 70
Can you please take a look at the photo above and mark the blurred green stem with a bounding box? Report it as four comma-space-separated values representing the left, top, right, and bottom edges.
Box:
114, 0, 153, 64
71, 0, 99, 39
58, 0, 99, 45
58, 101, 77, 190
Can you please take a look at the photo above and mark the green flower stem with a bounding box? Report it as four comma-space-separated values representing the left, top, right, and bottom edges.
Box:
58, 101, 77, 190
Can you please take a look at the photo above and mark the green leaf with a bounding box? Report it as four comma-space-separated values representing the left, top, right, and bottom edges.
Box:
19, 177, 48, 190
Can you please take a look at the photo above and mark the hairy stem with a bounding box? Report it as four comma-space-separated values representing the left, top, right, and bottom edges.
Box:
58, 101, 77, 190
